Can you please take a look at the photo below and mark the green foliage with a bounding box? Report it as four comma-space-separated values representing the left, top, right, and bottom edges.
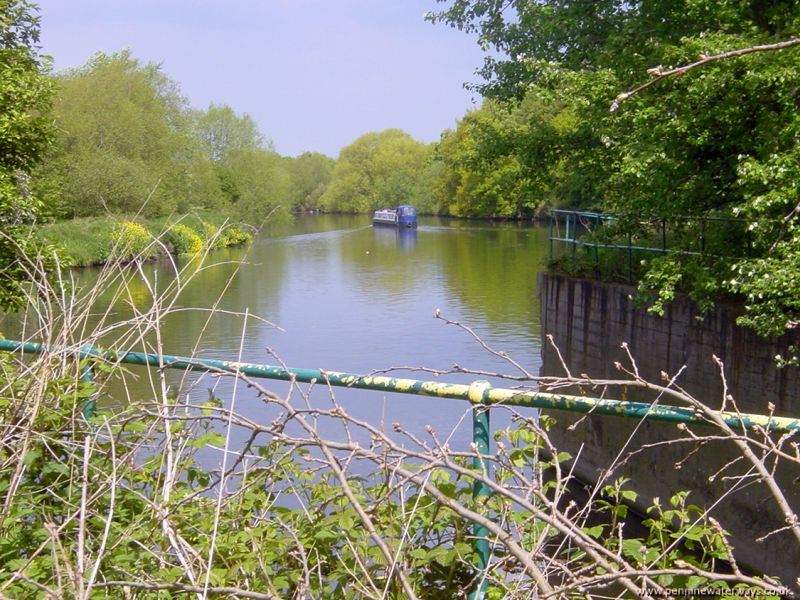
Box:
37, 214, 253, 266
285, 151, 335, 212
35, 51, 201, 218
322, 129, 428, 213
217, 223, 253, 247
0, 348, 781, 597
433, 94, 574, 218
194, 102, 271, 161
33, 54, 292, 228
164, 222, 203, 255
0, 0, 54, 310
112, 220, 155, 261
35, 217, 117, 266
223, 148, 291, 224
432, 0, 800, 338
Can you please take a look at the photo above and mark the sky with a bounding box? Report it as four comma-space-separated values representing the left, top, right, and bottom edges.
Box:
33, 0, 489, 158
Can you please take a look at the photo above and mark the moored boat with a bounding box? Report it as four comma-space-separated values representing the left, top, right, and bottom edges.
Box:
372, 205, 417, 228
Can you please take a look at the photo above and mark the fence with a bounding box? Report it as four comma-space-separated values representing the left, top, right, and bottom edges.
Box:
1, 338, 797, 598
548, 209, 754, 282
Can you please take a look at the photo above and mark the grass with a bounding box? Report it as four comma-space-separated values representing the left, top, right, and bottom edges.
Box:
36, 210, 254, 267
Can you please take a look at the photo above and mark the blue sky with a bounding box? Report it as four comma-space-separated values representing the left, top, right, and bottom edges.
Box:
34, 0, 488, 158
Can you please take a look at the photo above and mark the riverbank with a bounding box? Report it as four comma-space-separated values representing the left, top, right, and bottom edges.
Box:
36, 212, 254, 267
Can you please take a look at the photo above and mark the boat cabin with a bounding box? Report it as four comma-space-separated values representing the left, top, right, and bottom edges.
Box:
372, 205, 417, 228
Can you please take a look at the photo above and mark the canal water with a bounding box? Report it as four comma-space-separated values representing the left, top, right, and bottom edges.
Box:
12, 214, 549, 451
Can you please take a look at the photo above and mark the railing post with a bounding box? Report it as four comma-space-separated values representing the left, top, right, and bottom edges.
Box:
570, 213, 577, 257
469, 380, 492, 600
80, 344, 97, 420
700, 218, 706, 255
627, 230, 633, 283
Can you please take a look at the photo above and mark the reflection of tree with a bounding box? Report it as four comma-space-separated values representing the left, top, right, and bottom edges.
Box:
338, 220, 549, 338
435, 225, 548, 335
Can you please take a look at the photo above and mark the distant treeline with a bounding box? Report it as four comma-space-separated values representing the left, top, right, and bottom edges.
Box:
33, 51, 334, 225
34, 50, 556, 225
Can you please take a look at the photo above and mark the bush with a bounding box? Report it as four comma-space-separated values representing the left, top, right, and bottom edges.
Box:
198, 220, 253, 250
163, 223, 203, 255
219, 224, 253, 247
112, 221, 155, 261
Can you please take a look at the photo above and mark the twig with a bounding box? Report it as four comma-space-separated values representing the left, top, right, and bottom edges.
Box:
611, 37, 800, 111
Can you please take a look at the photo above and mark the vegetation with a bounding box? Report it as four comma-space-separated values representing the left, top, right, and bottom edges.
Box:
35, 213, 253, 267
0, 0, 54, 310
0, 248, 795, 597
15, 49, 334, 269
321, 129, 429, 213
429, 0, 800, 340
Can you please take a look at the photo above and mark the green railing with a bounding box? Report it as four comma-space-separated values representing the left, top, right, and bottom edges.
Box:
2, 338, 798, 599
548, 209, 754, 282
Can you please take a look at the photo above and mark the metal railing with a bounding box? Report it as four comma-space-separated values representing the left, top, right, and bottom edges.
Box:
548, 209, 754, 282
2, 338, 798, 599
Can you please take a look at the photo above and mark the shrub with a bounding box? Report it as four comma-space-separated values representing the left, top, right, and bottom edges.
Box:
221, 224, 253, 247
111, 221, 154, 261
164, 223, 203, 255
200, 221, 253, 249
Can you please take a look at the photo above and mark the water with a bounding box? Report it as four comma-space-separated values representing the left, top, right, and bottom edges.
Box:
5, 214, 549, 450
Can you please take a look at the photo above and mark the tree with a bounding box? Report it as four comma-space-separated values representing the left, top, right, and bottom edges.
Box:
0, 0, 54, 310
285, 152, 335, 212
321, 130, 427, 213
194, 103, 270, 162
433, 94, 574, 218
223, 148, 291, 224
431, 0, 800, 336
37, 51, 217, 218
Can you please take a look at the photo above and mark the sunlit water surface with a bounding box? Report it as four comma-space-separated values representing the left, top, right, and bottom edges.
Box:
7, 215, 549, 453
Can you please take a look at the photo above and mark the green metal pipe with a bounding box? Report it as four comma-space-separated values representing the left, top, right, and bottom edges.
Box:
1, 339, 798, 434
469, 381, 491, 600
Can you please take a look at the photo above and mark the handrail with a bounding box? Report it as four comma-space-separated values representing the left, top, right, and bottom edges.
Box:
548, 209, 757, 282
2, 338, 798, 599
1, 339, 797, 432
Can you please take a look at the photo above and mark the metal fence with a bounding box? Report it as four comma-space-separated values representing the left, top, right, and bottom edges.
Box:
1, 339, 797, 599
548, 209, 754, 282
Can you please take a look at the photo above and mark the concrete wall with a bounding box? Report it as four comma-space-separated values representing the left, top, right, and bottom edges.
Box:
538, 273, 800, 588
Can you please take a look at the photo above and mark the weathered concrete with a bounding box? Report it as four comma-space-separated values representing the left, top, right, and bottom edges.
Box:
538, 273, 800, 589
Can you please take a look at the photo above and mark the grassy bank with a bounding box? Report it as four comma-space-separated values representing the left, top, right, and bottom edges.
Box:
36, 211, 254, 267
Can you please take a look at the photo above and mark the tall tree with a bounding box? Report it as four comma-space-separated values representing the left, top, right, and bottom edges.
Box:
37, 51, 213, 217
321, 129, 427, 213
433, 94, 573, 218
194, 103, 270, 162
285, 152, 335, 212
432, 0, 800, 336
0, 0, 54, 310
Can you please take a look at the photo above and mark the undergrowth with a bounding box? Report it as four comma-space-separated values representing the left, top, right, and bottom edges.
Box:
0, 238, 794, 598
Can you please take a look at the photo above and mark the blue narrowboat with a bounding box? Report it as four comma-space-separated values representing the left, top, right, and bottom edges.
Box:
372, 205, 417, 228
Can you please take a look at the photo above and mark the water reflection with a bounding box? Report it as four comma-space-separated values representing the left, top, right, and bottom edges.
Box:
2, 215, 549, 450
372, 226, 417, 252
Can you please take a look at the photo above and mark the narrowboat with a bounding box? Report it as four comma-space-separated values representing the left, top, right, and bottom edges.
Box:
372, 205, 417, 228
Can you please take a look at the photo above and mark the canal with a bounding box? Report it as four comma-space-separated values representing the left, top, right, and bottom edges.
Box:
13, 214, 549, 450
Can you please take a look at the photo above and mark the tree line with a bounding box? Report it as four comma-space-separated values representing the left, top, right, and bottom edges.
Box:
30, 47, 550, 222
427, 0, 800, 341
31, 50, 335, 224
3, 0, 799, 338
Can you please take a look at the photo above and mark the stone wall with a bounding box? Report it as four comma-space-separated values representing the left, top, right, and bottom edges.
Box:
538, 273, 800, 588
